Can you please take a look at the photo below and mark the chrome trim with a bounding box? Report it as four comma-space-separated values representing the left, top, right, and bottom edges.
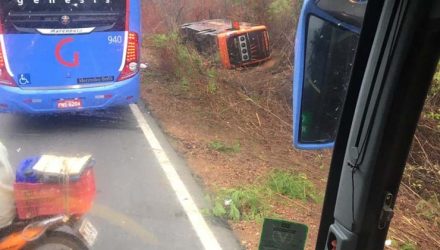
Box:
19, 82, 114, 91
37, 27, 95, 35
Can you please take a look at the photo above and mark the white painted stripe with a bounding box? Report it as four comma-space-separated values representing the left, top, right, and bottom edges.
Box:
0, 35, 14, 77
130, 104, 222, 250
119, 31, 129, 71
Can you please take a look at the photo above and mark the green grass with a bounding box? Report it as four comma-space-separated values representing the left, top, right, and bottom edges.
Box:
207, 68, 218, 94
415, 194, 440, 226
434, 67, 440, 82
180, 77, 190, 91
400, 242, 417, 250
151, 32, 178, 48
429, 64, 440, 98
211, 186, 269, 221
267, 170, 322, 203
208, 170, 321, 222
150, 32, 205, 83
209, 140, 241, 154
151, 32, 222, 96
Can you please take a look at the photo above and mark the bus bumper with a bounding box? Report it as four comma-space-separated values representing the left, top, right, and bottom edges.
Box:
0, 76, 140, 114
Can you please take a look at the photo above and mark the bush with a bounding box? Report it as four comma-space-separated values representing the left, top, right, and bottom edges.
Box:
268, 0, 294, 17
150, 32, 220, 93
416, 194, 440, 227
212, 187, 269, 221
158, 33, 201, 76
400, 242, 417, 250
267, 170, 321, 203
207, 68, 218, 94
209, 169, 321, 221
407, 63, 440, 198
427, 64, 440, 107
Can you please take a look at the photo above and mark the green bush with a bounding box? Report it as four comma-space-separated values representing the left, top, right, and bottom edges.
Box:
425, 65, 440, 127
207, 68, 218, 94
425, 111, 440, 121
400, 242, 417, 250
267, 170, 321, 203
150, 32, 220, 94
268, 0, 293, 17
434, 67, 440, 82
429, 65, 440, 98
212, 187, 269, 221
209, 169, 322, 222
151, 32, 178, 48
416, 194, 440, 227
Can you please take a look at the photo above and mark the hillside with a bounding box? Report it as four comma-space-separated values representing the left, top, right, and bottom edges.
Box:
140, 1, 440, 249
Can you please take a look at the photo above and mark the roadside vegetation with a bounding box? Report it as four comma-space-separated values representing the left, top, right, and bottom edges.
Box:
142, 1, 440, 249
209, 140, 241, 154
404, 63, 440, 234
209, 170, 320, 221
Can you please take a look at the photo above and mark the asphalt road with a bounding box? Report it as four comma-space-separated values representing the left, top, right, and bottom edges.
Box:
0, 105, 241, 250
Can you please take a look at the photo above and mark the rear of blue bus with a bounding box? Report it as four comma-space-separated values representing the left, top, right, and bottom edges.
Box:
0, 0, 141, 114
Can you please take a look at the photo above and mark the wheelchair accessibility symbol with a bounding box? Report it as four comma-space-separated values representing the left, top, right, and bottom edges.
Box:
18, 74, 31, 85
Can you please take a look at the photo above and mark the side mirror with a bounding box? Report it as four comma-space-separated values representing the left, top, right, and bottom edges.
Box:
293, 0, 365, 150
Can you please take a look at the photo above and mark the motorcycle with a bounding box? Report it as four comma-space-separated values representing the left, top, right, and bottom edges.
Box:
0, 155, 97, 250
0, 215, 96, 250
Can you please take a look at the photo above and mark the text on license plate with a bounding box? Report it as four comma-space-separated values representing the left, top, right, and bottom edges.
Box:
57, 99, 83, 109
79, 219, 98, 246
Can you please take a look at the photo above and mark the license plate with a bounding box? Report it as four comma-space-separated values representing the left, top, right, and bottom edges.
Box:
78, 219, 98, 247
57, 99, 83, 109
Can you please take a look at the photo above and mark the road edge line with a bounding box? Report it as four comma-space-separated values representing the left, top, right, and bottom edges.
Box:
130, 104, 223, 250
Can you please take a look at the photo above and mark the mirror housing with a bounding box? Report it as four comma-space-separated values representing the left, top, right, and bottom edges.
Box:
292, 0, 365, 150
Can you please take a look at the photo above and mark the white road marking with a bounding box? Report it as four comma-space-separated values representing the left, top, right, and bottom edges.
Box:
130, 104, 223, 250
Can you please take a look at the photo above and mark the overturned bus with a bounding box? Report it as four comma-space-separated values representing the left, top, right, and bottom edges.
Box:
180, 19, 271, 69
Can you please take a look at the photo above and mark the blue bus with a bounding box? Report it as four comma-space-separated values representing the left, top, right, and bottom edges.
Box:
0, 0, 141, 113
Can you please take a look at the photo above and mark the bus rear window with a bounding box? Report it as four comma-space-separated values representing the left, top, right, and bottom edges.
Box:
227, 30, 270, 65
0, 0, 126, 34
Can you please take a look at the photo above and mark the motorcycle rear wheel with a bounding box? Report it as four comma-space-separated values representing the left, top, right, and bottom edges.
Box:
24, 231, 88, 250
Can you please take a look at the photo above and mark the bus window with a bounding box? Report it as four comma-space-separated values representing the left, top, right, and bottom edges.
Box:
1, 1, 126, 34
226, 29, 270, 68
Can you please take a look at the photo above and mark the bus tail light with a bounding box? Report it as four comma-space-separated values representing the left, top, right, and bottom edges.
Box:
0, 39, 16, 87
0, 19, 15, 87
117, 32, 140, 82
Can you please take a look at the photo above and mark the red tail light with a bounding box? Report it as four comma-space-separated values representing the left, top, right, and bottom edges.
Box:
232, 21, 240, 30
117, 32, 140, 82
0, 22, 16, 87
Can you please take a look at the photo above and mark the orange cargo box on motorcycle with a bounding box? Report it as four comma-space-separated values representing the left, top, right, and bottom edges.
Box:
14, 168, 96, 220
180, 19, 271, 69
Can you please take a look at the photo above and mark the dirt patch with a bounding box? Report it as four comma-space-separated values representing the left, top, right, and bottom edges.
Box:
140, 44, 440, 249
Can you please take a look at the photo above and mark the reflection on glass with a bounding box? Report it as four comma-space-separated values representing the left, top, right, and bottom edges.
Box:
0, 1, 126, 32
300, 15, 359, 143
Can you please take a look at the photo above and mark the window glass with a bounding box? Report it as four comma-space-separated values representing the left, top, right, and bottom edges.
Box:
0, 0, 126, 33
300, 15, 359, 143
